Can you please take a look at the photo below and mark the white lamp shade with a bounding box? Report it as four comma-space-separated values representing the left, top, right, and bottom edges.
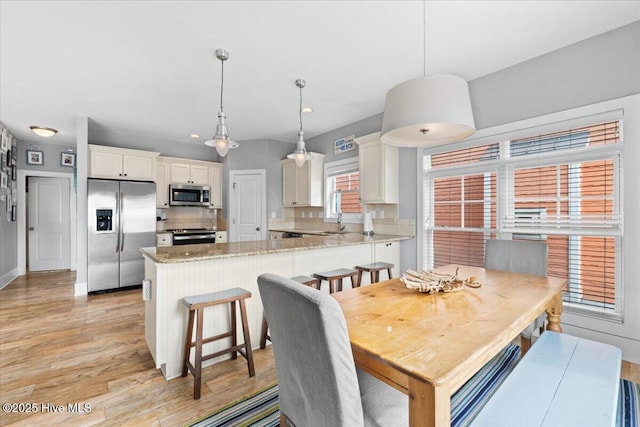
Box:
381, 74, 475, 147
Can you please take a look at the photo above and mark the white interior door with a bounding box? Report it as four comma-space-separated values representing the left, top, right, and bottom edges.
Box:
229, 170, 266, 242
27, 177, 70, 271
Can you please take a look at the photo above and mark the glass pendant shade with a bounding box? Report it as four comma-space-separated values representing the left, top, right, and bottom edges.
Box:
381, 74, 475, 147
204, 111, 237, 156
287, 131, 312, 167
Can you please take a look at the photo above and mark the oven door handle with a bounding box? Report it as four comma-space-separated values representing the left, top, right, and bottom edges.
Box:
173, 234, 216, 241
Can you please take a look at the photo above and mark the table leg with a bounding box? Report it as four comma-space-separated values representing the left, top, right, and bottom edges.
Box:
408, 377, 450, 427
546, 291, 563, 333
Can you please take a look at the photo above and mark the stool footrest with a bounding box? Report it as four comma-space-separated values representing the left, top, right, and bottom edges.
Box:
202, 344, 248, 362
189, 331, 233, 347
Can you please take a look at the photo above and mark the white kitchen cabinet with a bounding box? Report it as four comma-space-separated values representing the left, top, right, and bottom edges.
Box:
89, 144, 158, 181
155, 159, 170, 208
282, 153, 325, 207
374, 241, 400, 278
356, 132, 398, 204
170, 162, 209, 185
209, 163, 223, 209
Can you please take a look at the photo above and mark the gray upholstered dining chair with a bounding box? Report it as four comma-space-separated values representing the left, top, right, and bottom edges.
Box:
257, 273, 408, 427
484, 239, 548, 354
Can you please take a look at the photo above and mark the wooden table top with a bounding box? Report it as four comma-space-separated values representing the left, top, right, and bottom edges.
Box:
333, 264, 568, 394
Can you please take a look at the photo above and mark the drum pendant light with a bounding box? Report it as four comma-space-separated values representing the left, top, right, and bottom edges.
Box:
380, 2, 475, 147
204, 49, 239, 157
287, 79, 312, 167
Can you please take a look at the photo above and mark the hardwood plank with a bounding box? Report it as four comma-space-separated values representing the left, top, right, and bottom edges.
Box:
0, 271, 277, 426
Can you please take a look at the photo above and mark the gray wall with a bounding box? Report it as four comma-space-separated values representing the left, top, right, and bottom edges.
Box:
0, 124, 18, 286
224, 139, 293, 220
470, 21, 640, 130
17, 139, 77, 174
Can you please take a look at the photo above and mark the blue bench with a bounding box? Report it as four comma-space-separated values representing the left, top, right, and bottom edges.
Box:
471, 331, 621, 427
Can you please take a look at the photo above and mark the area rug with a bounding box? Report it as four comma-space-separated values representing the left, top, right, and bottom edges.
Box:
188, 344, 639, 427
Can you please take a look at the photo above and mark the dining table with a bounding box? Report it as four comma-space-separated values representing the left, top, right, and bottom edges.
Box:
332, 264, 568, 427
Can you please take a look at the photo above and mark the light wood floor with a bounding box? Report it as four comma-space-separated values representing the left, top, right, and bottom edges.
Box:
1, 271, 638, 426
0, 271, 277, 426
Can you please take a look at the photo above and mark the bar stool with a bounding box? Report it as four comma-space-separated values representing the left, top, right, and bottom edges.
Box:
355, 262, 394, 285
182, 287, 255, 400
260, 275, 320, 349
313, 268, 359, 293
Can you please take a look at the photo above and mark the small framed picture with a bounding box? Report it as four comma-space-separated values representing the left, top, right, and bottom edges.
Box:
1, 129, 8, 152
11, 205, 16, 222
11, 165, 16, 181
61, 152, 76, 167
12, 187, 17, 201
0, 172, 6, 189
27, 150, 44, 165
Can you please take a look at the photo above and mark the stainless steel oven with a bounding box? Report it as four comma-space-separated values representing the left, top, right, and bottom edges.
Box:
170, 229, 217, 245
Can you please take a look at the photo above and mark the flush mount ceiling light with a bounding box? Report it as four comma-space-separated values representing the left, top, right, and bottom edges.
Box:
380, 2, 475, 147
204, 49, 239, 157
287, 79, 312, 167
30, 126, 58, 137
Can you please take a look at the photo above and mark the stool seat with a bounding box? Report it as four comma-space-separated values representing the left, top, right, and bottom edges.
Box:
182, 287, 255, 399
313, 268, 359, 293
355, 262, 394, 285
182, 287, 251, 309
260, 275, 321, 349
291, 275, 321, 289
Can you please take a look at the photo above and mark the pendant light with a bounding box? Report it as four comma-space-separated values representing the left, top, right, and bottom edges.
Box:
380, 2, 475, 147
287, 79, 312, 167
204, 49, 239, 157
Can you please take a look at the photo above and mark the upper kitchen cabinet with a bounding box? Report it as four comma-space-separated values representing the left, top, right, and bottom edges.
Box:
88, 144, 159, 181
155, 158, 170, 208
209, 163, 223, 209
282, 153, 325, 207
170, 161, 209, 185
356, 132, 398, 204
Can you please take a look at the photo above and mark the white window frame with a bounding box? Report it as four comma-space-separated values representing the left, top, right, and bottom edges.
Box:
323, 157, 363, 224
422, 112, 624, 322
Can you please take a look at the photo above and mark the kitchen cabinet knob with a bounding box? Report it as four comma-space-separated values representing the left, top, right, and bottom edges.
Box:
256, 226, 261, 231
28, 227, 35, 231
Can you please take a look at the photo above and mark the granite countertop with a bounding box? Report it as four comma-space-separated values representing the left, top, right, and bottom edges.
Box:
141, 233, 412, 264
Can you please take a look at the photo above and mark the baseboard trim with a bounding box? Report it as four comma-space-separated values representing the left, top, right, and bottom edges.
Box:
0, 268, 19, 290
74, 280, 87, 296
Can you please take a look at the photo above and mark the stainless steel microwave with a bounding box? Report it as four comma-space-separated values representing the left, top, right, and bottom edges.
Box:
169, 184, 210, 207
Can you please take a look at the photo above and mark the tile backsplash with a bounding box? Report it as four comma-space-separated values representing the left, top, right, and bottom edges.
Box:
156, 207, 220, 231
271, 205, 415, 236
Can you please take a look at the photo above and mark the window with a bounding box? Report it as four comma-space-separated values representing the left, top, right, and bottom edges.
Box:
424, 121, 622, 320
324, 158, 363, 221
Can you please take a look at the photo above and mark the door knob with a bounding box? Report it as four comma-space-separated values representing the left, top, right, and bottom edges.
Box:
29, 227, 35, 231
256, 226, 261, 231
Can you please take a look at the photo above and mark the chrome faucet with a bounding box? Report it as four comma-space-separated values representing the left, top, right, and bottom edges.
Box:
337, 212, 346, 233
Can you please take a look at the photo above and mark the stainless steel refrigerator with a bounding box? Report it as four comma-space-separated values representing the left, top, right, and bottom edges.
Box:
88, 179, 156, 292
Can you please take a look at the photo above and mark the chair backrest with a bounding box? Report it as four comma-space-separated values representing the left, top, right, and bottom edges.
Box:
484, 239, 548, 276
257, 273, 364, 426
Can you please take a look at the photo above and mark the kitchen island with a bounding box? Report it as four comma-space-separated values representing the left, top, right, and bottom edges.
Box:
141, 233, 411, 379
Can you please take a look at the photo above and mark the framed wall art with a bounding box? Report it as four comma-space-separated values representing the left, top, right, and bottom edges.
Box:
0, 172, 6, 189
27, 150, 44, 165
1, 129, 8, 152
61, 152, 76, 167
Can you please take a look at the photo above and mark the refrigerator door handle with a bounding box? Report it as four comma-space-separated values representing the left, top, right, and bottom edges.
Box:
115, 192, 120, 253
120, 192, 125, 252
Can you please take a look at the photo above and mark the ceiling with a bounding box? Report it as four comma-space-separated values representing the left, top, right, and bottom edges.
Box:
1, 1, 639, 151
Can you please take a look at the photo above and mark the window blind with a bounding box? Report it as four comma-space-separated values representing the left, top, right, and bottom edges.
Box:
424, 120, 623, 320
